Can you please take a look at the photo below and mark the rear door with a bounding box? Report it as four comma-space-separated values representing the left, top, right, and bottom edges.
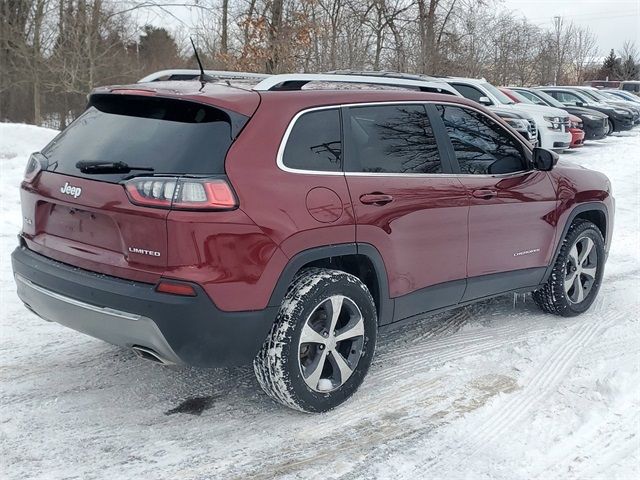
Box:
20, 94, 249, 282
343, 103, 469, 322
431, 103, 558, 301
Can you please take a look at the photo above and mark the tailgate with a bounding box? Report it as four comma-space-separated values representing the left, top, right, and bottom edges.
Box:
21, 172, 168, 282
18, 93, 252, 283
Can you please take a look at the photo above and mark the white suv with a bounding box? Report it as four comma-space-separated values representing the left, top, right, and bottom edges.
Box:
445, 77, 572, 151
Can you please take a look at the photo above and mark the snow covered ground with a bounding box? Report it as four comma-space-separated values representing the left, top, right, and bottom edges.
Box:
0, 123, 638, 480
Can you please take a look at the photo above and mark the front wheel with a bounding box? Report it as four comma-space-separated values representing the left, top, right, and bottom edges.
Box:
606, 118, 614, 136
253, 268, 377, 412
533, 220, 605, 317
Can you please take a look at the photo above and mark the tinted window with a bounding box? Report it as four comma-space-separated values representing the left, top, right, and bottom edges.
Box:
42, 95, 242, 183
346, 104, 441, 174
283, 109, 341, 172
436, 105, 527, 175
452, 84, 487, 103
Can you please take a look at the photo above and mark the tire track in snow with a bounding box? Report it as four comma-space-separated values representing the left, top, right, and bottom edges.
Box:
535, 409, 639, 479
421, 308, 620, 474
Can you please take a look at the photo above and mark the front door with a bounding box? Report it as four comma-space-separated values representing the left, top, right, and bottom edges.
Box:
432, 103, 558, 301
342, 103, 469, 322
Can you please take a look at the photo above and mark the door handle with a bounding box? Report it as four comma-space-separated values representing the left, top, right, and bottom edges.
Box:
360, 193, 394, 205
471, 189, 497, 200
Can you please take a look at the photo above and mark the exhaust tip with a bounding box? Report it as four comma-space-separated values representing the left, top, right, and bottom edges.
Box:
132, 345, 173, 365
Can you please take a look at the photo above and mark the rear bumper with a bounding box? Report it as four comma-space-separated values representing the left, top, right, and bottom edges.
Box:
11, 246, 277, 368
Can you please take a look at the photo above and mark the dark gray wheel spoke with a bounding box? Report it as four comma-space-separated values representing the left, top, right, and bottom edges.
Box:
335, 316, 364, 342
330, 350, 354, 384
303, 349, 328, 390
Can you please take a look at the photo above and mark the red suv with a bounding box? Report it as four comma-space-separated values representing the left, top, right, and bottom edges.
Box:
12, 73, 614, 413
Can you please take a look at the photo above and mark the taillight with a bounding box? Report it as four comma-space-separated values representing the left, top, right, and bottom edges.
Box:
123, 177, 238, 211
24, 152, 47, 183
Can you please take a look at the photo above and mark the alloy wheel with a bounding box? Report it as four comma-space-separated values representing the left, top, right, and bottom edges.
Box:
298, 295, 365, 392
564, 235, 598, 304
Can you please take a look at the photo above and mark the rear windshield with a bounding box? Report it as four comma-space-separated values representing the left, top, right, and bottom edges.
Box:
41, 95, 247, 182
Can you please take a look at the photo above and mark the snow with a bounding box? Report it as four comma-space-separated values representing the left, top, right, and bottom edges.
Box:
1, 122, 639, 479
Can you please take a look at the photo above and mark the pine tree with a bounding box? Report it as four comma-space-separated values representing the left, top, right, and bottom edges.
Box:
600, 49, 620, 80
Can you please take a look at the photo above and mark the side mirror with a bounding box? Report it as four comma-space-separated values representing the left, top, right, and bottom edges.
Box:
532, 147, 558, 171
478, 96, 493, 106
576, 101, 585, 107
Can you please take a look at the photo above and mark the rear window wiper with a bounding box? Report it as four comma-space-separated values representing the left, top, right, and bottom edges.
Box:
76, 161, 155, 174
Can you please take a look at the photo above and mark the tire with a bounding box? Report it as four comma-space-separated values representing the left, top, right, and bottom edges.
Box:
253, 268, 377, 412
533, 220, 605, 317
606, 118, 614, 136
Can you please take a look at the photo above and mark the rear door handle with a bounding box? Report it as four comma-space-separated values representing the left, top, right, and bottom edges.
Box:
360, 193, 394, 205
471, 189, 497, 200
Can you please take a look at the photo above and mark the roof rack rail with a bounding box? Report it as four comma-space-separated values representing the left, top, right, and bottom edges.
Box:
326, 69, 441, 82
252, 73, 460, 95
138, 69, 269, 83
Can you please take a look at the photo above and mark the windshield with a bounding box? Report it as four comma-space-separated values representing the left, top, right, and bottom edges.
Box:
483, 83, 515, 105
528, 89, 565, 109
577, 89, 601, 102
506, 89, 534, 104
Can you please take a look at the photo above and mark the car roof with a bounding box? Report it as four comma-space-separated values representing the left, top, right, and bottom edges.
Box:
92, 80, 483, 116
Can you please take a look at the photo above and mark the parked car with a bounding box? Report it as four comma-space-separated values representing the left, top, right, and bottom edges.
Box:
604, 89, 640, 104
488, 106, 538, 146
444, 77, 573, 151
567, 114, 585, 148
12, 72, 614, 412
498, 87, 583, 148
508, 87, 609, 140
620, 80, 640, 96
567, 86, 640, 124
538, 87, 635, 133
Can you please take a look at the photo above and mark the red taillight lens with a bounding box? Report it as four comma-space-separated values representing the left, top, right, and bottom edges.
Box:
24, 152, 46, 183
155, 280, 197, 296
123, 177, 237, 210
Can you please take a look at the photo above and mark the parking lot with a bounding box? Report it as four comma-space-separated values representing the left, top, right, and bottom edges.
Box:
1, 124, 638, 480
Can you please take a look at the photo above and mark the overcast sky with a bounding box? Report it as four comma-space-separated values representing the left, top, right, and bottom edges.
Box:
503, 0, 639, 54
148, 0, 639, 56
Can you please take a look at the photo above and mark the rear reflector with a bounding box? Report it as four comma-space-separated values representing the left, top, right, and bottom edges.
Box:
123, 176, 237, 210
155, 281, 197, 296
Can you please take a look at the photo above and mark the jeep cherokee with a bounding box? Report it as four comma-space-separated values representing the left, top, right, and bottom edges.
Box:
12, 73, 614, 413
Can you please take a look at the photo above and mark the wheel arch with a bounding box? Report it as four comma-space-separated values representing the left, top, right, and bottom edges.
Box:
267, 243, 394, 325
542, 202, 609, 284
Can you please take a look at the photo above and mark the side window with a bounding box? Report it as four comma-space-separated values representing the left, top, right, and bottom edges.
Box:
345, 104, 442, 174
555, 91, 581, 104
436, 104, 528, 175
452, 84, 487, 103
282, 108, 341, 172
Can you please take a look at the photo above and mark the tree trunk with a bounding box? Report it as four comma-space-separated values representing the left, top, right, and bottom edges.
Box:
266, 0, 284, 73
221, 0, 228, 55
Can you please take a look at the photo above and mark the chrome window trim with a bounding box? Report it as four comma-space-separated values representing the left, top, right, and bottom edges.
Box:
276, 100, 533, 178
